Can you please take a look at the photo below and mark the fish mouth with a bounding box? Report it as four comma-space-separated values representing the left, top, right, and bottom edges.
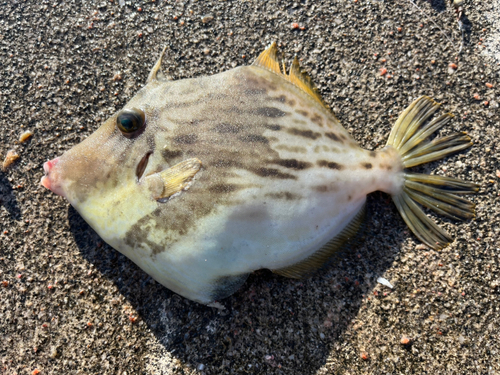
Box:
40, 157, 66, 197
136, 152, 152, 181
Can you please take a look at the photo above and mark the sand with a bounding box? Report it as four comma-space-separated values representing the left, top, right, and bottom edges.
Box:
1, 0, 499, 374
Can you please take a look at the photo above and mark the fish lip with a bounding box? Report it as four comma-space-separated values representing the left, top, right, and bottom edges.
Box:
43, 157, 59, 174
40, 157, 66, 197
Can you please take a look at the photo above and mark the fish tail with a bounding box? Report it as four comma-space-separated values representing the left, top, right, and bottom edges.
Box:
386, 96, 479, 250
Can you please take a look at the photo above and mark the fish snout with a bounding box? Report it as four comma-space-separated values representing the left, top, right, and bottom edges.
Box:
40, 157, 66, 197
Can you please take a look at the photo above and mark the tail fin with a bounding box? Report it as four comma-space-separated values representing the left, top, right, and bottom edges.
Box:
386, 96, 479, 250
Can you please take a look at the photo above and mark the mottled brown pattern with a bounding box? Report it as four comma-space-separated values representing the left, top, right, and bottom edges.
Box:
325, 132, 343, 143
213, 123, 242, 133
295, 109, 309, 117
317, 160, 344, 170
275, 144, 307, 154
310, 113, 324, 127
161, 149, 183, 161
271, 95, 296, 107
60, 65, 365, 255
361, 162, 373, 169
264, 124, 281, 131
271, 159, 312, 170
287, 128, 322, 140
255, 106, 289, 118
208, 184, 247, 193
239, 134, 270, 144
174, 134, 198, 144
265, 192, 301, 200
250, 167, 297, 180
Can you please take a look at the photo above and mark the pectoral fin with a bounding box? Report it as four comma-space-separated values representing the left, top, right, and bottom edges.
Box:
145, 158, 202, 201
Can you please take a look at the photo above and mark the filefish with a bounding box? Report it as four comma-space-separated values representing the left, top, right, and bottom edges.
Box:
41, 43, 478, 304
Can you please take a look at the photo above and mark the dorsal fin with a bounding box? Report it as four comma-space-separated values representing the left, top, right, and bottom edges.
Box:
252, 42, 282, 75
147, 46, 171, 83
287, 56, 328, 109
253, 43, 328, 110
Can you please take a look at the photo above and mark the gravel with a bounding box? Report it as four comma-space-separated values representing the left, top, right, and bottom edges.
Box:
1, 0, 499, 374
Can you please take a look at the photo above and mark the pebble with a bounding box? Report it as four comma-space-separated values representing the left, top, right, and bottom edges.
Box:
377, 277, 393, 289
201, 15, 214, 23
19, 130, 33, 143
2, 149, 19, 171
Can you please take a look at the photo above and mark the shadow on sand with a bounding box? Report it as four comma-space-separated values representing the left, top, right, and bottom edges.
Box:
0, 171, 22, 220
68, 194, 402, 374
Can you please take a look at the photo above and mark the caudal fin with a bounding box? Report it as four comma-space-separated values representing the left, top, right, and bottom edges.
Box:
386, 96, 479, 250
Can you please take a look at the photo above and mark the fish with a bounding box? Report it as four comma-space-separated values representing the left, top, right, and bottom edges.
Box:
40, 43, 478, 304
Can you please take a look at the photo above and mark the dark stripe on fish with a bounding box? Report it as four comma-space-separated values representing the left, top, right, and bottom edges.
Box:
295, 109, 309, 117
271, 159, 311, 170
264, 124, 281, 131
251, 167, 297, 180
208, 184, 246, 193
287, 128, 321, 140
161, 149, 183, 161
255, 107, 288, 118
265, 192, 301, 200
174, 134, 198, 144
310, 114, 324, 127
325, 132, 343, 143
239, 134, 269, 144
275, 145, 307, 154
317, 160, 344, 170
213, 123, 242, 133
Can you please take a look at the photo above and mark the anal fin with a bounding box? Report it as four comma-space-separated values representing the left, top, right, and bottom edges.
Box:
273, 204, 366, 279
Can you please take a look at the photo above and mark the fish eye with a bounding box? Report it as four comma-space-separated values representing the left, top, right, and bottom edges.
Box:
116, 108, 146, 134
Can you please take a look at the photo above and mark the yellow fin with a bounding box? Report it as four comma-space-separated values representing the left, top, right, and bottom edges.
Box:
145, 158, 202, 200
252, 42, 282, 75
287, 56, 328, 109
253, 43, 328, 110
272, 204, 366, 279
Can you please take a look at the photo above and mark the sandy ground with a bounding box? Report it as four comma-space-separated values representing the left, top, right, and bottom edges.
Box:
1, 0, 499, 374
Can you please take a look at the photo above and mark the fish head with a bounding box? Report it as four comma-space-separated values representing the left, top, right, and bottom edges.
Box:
41, 104, 156, 204
40, 86, 173, 247
41, 47, 176, 210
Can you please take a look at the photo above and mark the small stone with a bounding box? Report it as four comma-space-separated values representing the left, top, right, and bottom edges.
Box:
19, 130, 33, 143
50, 346, 60, 359
401, 336, 411, 345
201, 15, 213, 23
2, 150, 19, 171
377, 277, 393, 289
